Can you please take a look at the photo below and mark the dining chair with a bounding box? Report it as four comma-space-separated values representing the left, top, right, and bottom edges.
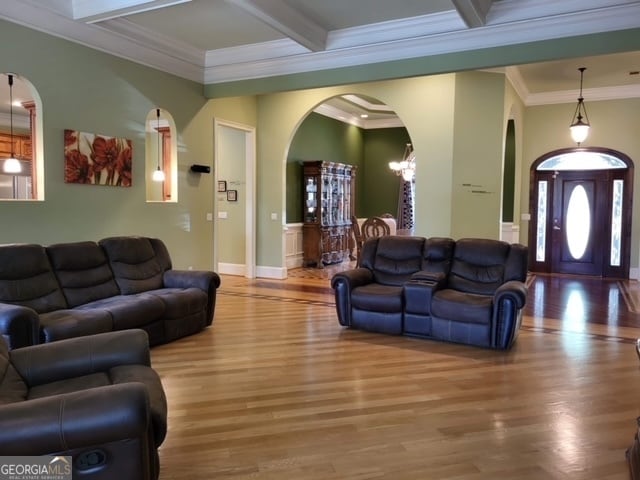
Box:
361, 216, 391, 241
351, 216, 364, 265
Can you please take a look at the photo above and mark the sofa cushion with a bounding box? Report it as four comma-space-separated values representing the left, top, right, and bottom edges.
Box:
99, 237, 164, 294
145, 288, 207, 319
47, 241, 120, 307
447, 239, 511, 295
76, 294, 165, 330
27, 372, 110, 400
0, 244, 67, 313
422, 237, 455, 275
362, 236, 425, 286
39, 309, 113, 343
351, 284, 404, 313
431, 289, 493, 325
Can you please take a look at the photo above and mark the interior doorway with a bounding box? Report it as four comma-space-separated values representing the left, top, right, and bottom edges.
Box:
214, 119, 256, 278
528, 147, 633, 278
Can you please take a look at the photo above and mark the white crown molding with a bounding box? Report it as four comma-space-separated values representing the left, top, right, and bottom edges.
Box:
0, 0, 204, 82
204, 2, 640, 84
342, 94, 395, 112
313, 103, 404, 129
526, 85, 640, 106
2, 0, 640, 88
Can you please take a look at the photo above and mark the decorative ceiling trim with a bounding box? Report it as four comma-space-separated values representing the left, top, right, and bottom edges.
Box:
226, 0, 327, 52
451, 0, 494, 28
526, 85, 640, 106
313, 103, 404, 130
203, 3, 640, 83
73, 0, 192, 23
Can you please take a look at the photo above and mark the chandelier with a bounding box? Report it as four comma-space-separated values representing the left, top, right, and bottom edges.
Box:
569, 67, 590, 145
388, 143, 415, 181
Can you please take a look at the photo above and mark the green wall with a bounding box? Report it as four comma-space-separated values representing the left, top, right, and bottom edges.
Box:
502, 120, 516, 222
522, 98, 640, 269
3, 17, 640, 277
0, 19, 258, 271
361, 128, 411, 218
285, 112, 409, 222
286, 112, 364, 223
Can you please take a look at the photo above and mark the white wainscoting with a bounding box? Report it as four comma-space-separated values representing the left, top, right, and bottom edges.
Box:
285, 223, 304, 269
500, 222, 520, 244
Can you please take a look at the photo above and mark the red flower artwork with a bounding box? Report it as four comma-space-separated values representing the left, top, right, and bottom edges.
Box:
63, 129, 132, 187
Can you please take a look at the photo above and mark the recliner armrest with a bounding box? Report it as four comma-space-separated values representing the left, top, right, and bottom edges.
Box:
0, 303, 39, 349
0, 383, 150, 455
494, 280, 527, 309
163, 269, 221, 292
11, 330, 151, 387
331, 268, 374, 327
331, 268, 374, 291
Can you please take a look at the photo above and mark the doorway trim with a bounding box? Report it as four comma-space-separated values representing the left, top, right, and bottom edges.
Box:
214, 118, 256, 278
528, 146, 634, 278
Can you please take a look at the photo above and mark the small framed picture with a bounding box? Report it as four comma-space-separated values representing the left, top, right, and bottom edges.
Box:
227, 190, 237, 202
217, 180, 227, 192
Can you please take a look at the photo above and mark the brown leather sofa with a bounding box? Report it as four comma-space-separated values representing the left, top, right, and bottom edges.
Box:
332, 236, 528, 350
0, 236, 220, 349
0, 329, 167, 480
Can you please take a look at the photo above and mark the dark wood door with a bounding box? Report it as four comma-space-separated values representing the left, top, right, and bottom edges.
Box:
551, 173, 607, 275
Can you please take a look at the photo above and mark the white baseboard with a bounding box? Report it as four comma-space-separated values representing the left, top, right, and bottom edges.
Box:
256, 265, 287, 279
286, 254, 303, 269
217, 263, 246, 276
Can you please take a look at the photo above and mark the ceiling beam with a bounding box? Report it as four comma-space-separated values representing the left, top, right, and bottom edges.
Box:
72, 0, 192, 23
451, 0, 494, 28
225, 0, 327, 52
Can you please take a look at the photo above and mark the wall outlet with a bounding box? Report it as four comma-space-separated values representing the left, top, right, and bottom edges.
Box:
271, 212, 278, 220
206, 212, 213, 221
218, 211, 228, 219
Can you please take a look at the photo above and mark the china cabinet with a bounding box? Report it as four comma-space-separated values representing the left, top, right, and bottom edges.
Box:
302, 161, 356, 267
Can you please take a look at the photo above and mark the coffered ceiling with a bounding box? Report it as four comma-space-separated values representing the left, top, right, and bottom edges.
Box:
1, 0, 640, 106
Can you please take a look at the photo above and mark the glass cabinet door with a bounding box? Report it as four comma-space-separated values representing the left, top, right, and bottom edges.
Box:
304, 176, 318, 223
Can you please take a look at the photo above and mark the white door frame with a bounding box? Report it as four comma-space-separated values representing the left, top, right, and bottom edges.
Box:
214, 118, 256, 278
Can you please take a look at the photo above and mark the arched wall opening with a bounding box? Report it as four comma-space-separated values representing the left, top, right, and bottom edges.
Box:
282, 93, 413, 269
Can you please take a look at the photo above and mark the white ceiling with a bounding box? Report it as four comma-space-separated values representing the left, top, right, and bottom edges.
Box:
0, 0, 639, 113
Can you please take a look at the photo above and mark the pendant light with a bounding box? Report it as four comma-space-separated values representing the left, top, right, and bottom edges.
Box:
569, 67, 590, 145
3, 74, 21, 174
152, 108, 165, 182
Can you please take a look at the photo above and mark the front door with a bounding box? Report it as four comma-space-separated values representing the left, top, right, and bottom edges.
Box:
551, 172, 606, 275
529, 148, 633, 278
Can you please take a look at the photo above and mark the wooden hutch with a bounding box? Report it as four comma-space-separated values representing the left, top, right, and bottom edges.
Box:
302, 161, 356, 268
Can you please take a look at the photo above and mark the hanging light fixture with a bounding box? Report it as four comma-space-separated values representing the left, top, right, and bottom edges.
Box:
389, 143, 415, 181
152, 108, 165, 182
569, 67, 590, 145
3, 74, 21, 174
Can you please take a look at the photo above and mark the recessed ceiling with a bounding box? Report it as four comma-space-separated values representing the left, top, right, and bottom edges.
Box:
0, 0, 639, 103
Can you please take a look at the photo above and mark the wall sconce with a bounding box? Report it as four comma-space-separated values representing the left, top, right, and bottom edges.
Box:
569, 67, 590, 145
3, 74, 21, 174
152, 108, 165, 182
389, 143, 415, 181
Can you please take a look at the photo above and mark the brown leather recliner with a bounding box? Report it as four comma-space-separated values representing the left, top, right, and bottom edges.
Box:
0, 329, 167, 480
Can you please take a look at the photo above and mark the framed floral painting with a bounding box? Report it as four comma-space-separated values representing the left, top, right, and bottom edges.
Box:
64, 129, 132, 187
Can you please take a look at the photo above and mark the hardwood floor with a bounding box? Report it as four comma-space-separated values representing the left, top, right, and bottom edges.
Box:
154, 266, 640, 480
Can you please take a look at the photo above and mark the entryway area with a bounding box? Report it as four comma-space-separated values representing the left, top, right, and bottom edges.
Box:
528, 147, 633, 278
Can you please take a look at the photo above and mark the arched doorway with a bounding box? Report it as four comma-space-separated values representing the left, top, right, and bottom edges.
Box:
528, 147, 633, 278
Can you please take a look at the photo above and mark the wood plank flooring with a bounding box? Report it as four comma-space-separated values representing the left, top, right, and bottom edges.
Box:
154, 267, 640, 480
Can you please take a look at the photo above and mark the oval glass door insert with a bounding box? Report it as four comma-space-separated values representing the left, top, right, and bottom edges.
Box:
566, 185, 590, 260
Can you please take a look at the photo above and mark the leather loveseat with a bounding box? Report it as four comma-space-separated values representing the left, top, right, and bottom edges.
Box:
0, 236, 220, 349
0, 329, 167, 480
331, 236, 528, 350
